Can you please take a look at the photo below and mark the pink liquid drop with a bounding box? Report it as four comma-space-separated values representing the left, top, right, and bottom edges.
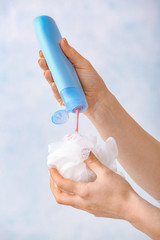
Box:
75, 107, 82, 133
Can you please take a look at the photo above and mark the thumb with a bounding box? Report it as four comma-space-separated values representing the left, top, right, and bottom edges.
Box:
84, 152, 104, 176
60, 38, 89, 68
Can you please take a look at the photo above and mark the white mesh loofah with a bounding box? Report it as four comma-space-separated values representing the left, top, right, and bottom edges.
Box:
47, 133, 119, 182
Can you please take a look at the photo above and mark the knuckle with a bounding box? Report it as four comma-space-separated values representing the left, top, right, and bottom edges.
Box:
79, 186, 89, 198
84, 59, 91, 67
83, 202, 90, 210
55, 195, 62, 204
101, 167, 113, 180
80, 191, 87, 198
56, 180, 63, 189
101, 167, 109, 176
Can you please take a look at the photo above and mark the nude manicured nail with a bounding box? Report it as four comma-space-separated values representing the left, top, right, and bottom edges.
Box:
64, 38, 68, 45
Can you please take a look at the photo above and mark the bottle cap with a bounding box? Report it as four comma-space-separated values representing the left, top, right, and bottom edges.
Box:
51, 110, 69, 124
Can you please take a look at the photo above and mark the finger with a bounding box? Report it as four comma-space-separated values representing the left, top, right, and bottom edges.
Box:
44, 70, 54, 85
39, 50, 44, 58
84, 152, 105, 176
60, 38, 89, 68
50, 176, 83, 207
43, 68, 64, 105
50, 82, 64, 105
50, 168, 87, 197
38, 58, 49, 71
38, 49, 66, 106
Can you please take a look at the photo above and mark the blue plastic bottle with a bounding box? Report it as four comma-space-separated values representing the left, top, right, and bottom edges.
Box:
33, 15, 88, 124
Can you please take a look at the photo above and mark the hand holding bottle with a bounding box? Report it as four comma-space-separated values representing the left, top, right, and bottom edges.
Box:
38, 37, 110, 118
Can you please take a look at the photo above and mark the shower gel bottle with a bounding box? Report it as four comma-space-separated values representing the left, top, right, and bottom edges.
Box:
33, 15, 88, 124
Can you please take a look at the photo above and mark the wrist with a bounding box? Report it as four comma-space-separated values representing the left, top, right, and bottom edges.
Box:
85, 88, 122, 140
85, 88, 116, 126
123, 190, 142, 223
125, 192, 160, 240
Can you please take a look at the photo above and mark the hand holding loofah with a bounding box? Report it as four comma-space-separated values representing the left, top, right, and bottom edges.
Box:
47, 133, 119, 182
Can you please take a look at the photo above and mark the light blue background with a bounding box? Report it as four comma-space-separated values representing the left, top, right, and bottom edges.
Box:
0, 0, 160, 239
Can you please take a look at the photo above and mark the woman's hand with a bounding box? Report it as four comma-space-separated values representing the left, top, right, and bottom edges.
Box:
49, 152, 160, 240
38, 38, 110, 117
49, 152, 134, 220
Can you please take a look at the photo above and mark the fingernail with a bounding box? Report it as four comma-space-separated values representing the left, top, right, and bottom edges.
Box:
38, 59, 40, 64
64, 38, 68, 45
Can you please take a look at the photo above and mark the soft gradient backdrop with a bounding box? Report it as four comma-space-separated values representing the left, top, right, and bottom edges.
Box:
0, 0, 160, 239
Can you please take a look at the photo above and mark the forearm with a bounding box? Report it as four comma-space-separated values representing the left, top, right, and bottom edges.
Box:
126, 192, 160, 240
86, 90, 160, 199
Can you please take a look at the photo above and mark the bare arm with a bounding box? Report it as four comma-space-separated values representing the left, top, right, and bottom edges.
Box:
38, 37, 160, 199
87, 91, 160, 199
129, 194, 160, 239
